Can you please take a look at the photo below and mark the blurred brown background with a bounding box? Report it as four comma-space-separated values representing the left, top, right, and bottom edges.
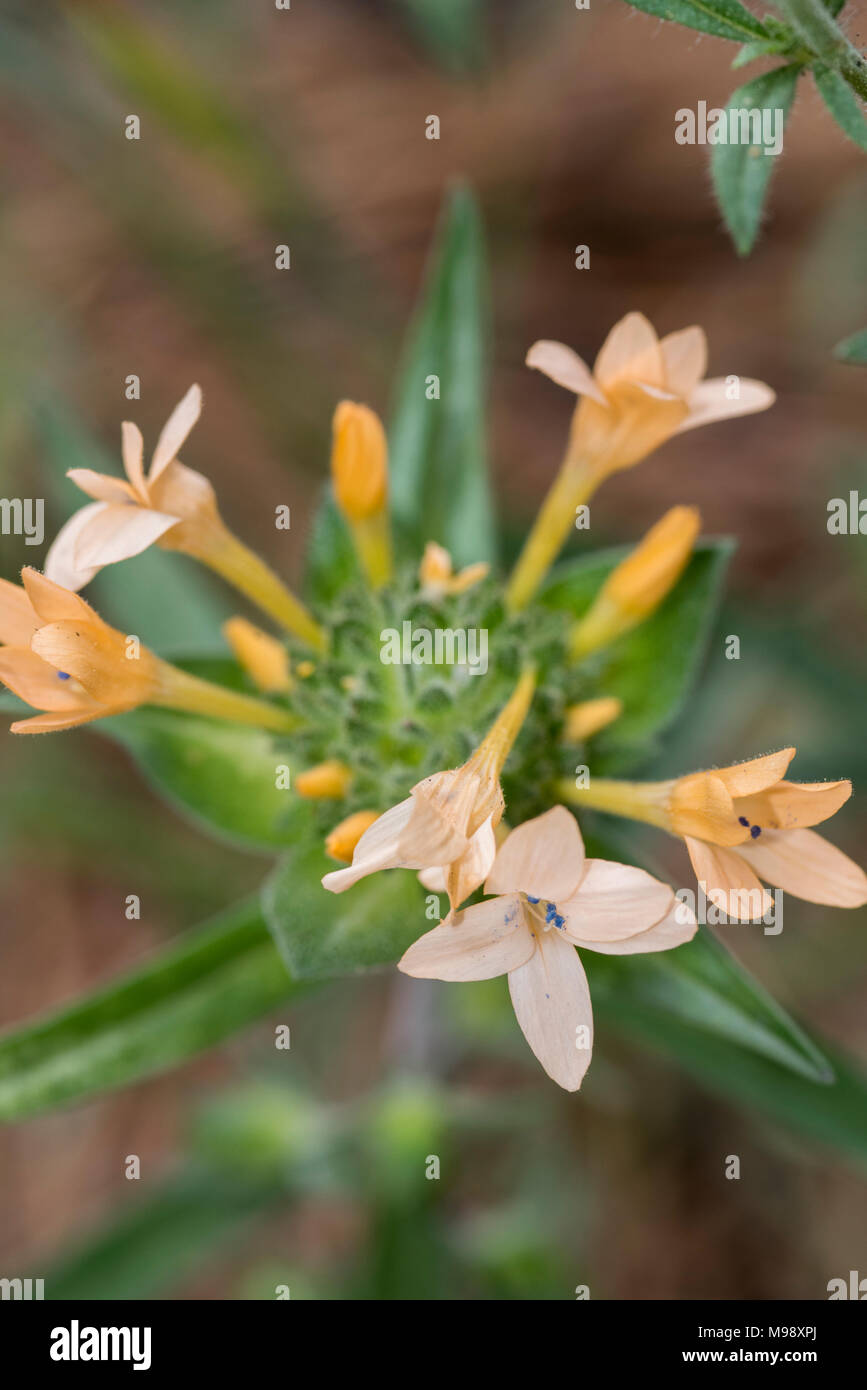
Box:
0, 0, 865, 1299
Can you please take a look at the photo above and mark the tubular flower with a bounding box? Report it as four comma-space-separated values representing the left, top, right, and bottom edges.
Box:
418, 542, 489, 601
506, 312, 774, 611
331, 401, 393, 589
322, 667, 536, 910
562, 748, 867, 919
45, 386, 326, 651
569, 506, 701, 659
0, 569, 297, 735
223, 617, 292, 693
399, 807, 695, 1091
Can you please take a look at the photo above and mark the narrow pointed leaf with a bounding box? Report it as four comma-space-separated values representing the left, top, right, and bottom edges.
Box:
0, 899, 295, 1121
388, 185, 497, 567
622, 0, 769, 42
813, 63, 867, 151
711, 65, 801, 255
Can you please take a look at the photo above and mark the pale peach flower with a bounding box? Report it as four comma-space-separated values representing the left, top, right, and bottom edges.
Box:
400, 807, 694, 1091
566, 749, 867, 920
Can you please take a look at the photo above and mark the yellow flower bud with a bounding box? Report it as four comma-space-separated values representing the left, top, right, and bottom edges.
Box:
325, 809, 381, 862
223, 617, 292, 693
563, 697, 623, 741
570, 506, 700, 659
331, 402, 388, 522
296, 759, 353, 799
331, 402, 392, 589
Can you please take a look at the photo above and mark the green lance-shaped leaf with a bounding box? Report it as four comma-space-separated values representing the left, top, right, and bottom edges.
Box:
388, 184, 497, 569
711, 64, 801, 255
834, 326, 867, 364
594, 976, 867, 1167
0, 899, 297, 1122
102, 706, 312, 853
622, 0, 769, 43
540, 539, 732, 772
813, 63, 867, 151
47, 1176, 275, 1301
263, 841, 427, 980
587, 925, 832, 1084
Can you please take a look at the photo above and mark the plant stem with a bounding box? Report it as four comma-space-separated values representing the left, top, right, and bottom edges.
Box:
776, 0, 867, 99
505, 462, 597, 613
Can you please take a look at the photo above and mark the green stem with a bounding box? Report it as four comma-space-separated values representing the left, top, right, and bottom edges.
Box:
776, 0, 867, 99
154, 661, 299, 733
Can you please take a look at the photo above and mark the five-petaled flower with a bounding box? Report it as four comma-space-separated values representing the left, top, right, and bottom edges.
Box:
565, 749, 867, 919
399, 807, 696, 1091
0, 568, 297, 735
507, 312, 774, 611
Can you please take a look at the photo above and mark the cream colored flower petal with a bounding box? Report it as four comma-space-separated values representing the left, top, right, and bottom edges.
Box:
669, 771, 744, 844
485, 806, 585, 903
121, 421, 148, 497
322, 794, 468, 893
31, 620, 155, 705
21, 567, 101, 625
571, 896, 697, 954
418, 865, 447, 892
44, 503, 110, 591
508, 927, 593, 1091
593, 311, 664, 391
149, 384, 202, 483
398, 895, 535, 981
734, 779, 852, 832
74, 503, 180, 570
525, 340, 607, 404
685, 836, 772, 920
0, 577, 38, 646
444, 816, 498, 910
712, 748, 796, 798
560, 858, 674, 941
676, 377, 775, 433
737, 829, 867, 908
0, 648, 95, 712
66, 468, 137, 505
575, 381, 688, 476
148, 459, 217, 520
658, 326, 707, 398
10, 708, 105, 734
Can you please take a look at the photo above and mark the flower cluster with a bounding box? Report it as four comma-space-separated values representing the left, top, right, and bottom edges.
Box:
3, 310, 863, 1091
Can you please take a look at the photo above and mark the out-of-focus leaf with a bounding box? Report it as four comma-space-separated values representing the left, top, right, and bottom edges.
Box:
587, 925, 832, 1084
47, 1176, 274, 1301
104, 708, 309, 853
541, 540, 732, 770
834, 326, 867, 364
813, 63, 867, 151
597, 991, 867, 1167
389, 186, 497, 569
622, 0, 769, 43
263, 843, 426, 980
711, 65, 801, 255
395, 0, 485, 73
0, 899, 296, 1121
